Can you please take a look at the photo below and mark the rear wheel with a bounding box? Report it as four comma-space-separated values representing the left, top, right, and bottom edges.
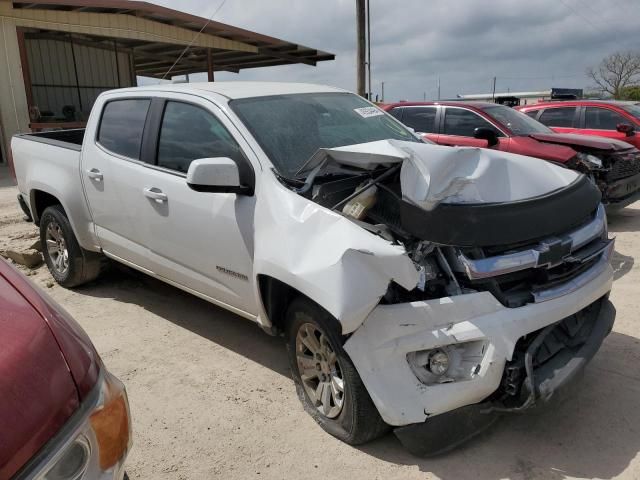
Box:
285, 297, 389, 445
40, 205, 102, 287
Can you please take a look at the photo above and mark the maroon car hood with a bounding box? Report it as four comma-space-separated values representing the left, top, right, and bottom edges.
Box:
0, 271, 79, 479
529, 132, 631, 151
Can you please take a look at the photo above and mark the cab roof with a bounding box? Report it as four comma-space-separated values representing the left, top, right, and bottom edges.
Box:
116, 82, 347, 100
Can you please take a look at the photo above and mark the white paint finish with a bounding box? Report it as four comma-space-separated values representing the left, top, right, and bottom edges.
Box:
344, 263, 614, 426
251, 171, 419, 333
127, 81, 346, 100
11, 82, 615, 426
11, 135, 99, 249
187, 158, 240, 188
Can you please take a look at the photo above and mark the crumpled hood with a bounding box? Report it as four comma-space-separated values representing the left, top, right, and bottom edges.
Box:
309, 139, 579, 211
529, 132, 632, 151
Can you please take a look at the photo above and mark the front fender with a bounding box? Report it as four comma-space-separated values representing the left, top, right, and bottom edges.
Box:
253, 175, 418, 334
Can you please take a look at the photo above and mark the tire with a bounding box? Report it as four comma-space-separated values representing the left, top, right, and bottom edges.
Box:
40, 205, 103, 287
285, 296, 389, 445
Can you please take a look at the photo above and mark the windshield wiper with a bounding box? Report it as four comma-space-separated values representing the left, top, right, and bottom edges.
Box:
293, 159, 329, 195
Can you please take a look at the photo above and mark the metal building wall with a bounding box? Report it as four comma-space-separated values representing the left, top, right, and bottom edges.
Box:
26, 37, 133, 122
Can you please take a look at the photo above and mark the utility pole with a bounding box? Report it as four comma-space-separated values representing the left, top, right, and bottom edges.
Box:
492, 76, 497, 102
423, 92, 426, 101
437, 76, 441, 100
366, 0, 371, 100
381, 81, 385, 102
356, 0, 366, 97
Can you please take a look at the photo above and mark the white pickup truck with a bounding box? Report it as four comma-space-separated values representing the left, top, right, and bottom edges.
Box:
12, 82, 616, 454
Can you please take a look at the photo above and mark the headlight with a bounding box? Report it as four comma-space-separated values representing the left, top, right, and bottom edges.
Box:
575, 152, 604, 170
36, 369, 131, 480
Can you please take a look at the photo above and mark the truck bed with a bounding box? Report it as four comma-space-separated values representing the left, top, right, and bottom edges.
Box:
16, 129, 85, 151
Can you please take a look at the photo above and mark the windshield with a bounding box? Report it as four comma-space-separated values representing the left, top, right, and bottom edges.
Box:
621, 103, 640, 121
481, 105, 552, 135
230, 92, 420, 177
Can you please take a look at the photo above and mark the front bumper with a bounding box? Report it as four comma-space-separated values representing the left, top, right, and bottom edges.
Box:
344, 260, 614, 427
605, 172, 640, 210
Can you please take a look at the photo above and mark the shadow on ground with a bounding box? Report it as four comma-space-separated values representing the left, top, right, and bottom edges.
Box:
76, 263, 290, 377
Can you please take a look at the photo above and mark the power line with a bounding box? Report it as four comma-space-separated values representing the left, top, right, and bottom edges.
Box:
161, 0, 227, 80
557, 0, 608, 36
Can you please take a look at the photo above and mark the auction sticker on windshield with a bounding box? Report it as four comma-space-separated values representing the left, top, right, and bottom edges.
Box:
354, 107, 384, 118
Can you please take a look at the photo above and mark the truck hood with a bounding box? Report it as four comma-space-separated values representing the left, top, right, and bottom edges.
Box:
0, 268, 79, 479
309, 139, 579, 210
529, 132, 632, 151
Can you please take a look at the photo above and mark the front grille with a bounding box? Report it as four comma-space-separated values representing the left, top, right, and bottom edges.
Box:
607, 152, 640, 182
452, 206, 609, 308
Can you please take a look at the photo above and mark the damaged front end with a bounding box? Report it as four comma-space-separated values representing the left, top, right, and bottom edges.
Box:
570, 147, 640, 210
274, 140, 615, 455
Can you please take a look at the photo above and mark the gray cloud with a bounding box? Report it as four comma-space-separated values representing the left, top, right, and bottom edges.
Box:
147, 0, 640, 101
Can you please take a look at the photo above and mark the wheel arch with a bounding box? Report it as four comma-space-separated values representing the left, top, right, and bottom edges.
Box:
30, 189, 62, 225
256, 274, 343, 337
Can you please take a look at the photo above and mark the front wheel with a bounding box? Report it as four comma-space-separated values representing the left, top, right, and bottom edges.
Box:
285, 297, 388, 445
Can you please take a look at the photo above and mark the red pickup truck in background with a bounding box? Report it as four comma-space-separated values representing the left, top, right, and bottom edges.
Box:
516, 100, 640, 149
0, 258, 131, 480
383, 101, 640, 209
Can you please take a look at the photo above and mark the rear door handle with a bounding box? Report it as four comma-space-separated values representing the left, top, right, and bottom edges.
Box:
86, 168, 103, 181
143, 187, 168, 203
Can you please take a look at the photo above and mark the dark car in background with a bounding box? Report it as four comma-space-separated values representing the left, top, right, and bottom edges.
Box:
516, 100, 640, 149
0, 258, 131, 480
383, 101, 640, 209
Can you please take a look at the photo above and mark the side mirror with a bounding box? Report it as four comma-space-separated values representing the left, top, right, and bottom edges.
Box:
187, 158, 253, 195
473, 127, 499, 147
616, 123, 635, 137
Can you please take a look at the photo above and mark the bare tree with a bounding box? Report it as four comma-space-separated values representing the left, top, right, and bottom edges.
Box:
587, 51, 640, 98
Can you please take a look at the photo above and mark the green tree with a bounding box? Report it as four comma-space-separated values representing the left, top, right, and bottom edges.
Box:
587, 51, 640, 99
620, 85, 640, 101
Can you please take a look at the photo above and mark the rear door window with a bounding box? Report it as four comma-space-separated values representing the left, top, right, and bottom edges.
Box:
400, 107, 438, 133
97, 99, 150, 159
585, 107, 628, 130
156, 101, 246, 174
443, 108, 499, 136
538, 107, 576, 128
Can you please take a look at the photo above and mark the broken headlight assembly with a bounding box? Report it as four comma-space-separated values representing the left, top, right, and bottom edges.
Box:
407, 341, 487, 385
33, 369, 131, 480
575, 152, 604, 170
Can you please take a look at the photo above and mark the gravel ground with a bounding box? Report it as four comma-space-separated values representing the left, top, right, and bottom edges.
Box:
2, 167, 640, 480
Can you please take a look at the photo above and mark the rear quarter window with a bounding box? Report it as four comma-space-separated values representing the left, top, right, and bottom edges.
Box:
97, 99, 151, 159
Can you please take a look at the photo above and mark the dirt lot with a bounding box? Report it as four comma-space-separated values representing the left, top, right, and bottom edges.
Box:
2, 166, 640, 480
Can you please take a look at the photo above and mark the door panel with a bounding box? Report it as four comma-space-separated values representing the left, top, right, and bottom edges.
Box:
139, 169, 257, 313
82, 98, 153, 269
140, 99, 258, 314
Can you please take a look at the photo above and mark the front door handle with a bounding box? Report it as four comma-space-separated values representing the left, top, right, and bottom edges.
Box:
86, 168, 103, 182
143, 187, 168, 203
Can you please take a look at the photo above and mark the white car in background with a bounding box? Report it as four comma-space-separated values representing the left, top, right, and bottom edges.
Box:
11, 82, 615, 454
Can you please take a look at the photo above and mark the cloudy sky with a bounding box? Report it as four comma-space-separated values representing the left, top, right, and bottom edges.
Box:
147, 0, 640, 102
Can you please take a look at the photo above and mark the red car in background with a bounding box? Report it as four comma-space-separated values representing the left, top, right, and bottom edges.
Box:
383, 101, 640, 209
0, 258, 131, 480
516, 100, 640, 149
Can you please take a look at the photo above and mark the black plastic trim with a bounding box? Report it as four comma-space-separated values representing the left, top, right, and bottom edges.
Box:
400, 175, 602, 247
